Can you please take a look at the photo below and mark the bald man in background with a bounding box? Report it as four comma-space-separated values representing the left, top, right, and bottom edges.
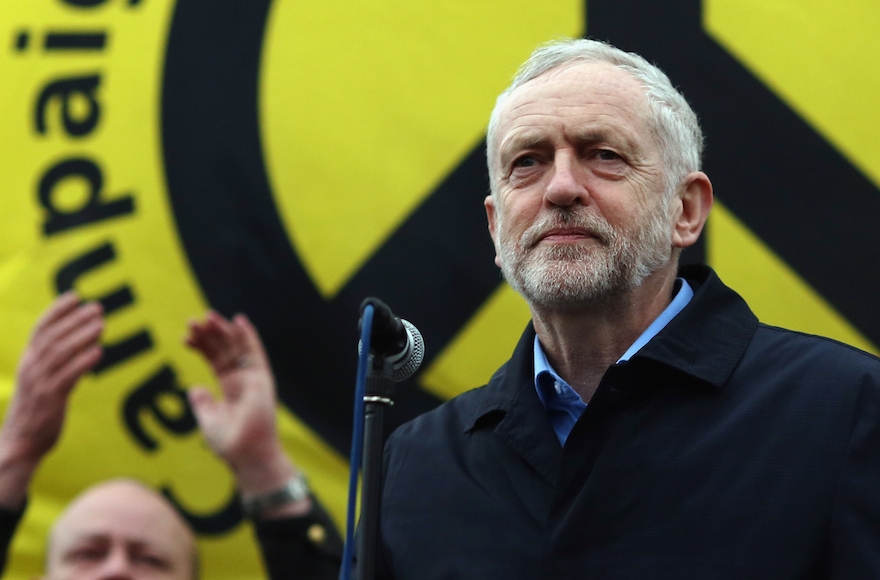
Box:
43, 479, 198, 580
0, 293, 341, 579
0, 294, 196, 579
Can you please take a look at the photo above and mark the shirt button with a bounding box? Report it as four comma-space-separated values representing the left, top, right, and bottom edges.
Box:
554, 380, 563, 394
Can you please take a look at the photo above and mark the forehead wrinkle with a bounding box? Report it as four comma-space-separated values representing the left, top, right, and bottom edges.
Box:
501, 86, 650, 140
491, 61, 659, 178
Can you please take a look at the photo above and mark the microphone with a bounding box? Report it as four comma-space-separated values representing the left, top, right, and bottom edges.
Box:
359, 297, 425, 382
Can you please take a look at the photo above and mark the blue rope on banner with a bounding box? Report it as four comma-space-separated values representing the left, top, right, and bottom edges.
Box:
340, 304, 372, 580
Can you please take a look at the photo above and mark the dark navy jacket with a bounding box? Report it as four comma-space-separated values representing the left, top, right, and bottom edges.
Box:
377, 265, 880, 579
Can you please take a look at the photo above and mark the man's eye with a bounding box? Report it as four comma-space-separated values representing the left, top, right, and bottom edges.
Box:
68, 548, 105, 562
595, 149, 621, 161
136, 554, 171, 570
513, 155, 539, 168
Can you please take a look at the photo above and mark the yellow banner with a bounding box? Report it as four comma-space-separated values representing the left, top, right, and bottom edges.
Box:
0, 0, 877, 578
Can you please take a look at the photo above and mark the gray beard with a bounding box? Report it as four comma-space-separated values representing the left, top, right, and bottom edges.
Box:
496, 204, 672, 309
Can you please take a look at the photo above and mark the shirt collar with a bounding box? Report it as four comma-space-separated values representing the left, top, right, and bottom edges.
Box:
534, 277, 694, 405
618, 277, 694, 362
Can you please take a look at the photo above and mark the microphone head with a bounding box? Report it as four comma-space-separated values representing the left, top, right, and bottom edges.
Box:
357, 317, 425, 382
387, 319, 424, 382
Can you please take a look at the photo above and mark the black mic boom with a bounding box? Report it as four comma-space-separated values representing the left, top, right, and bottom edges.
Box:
359, 298, 425, 382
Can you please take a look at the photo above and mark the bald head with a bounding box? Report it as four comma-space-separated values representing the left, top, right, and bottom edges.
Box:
46, 479, 197, 580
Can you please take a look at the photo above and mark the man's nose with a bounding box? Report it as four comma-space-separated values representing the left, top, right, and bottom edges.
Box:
544, 151, 589, 208
94, 547, 134, 580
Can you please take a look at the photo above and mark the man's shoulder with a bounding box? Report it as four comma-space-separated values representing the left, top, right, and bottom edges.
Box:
737, 322, 880, 403
752, 322, 880, 370
389, 327, 533, 447
389, 382, 495, 445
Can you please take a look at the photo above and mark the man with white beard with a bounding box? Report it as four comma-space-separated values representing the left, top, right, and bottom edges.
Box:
368, 38, 880, 578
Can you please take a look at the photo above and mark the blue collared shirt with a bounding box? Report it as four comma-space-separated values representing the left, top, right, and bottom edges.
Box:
534, 279, 694, 445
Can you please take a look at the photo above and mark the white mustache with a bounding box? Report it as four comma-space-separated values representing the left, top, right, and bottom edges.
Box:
519, 210, 616, 250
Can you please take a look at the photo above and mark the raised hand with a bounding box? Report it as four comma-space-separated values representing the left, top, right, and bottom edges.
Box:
0, 293, 103, 508
186, 312, 309, 516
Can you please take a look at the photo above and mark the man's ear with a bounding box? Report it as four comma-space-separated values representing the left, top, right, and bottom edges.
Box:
484, 195, 503, 268
671, 171, 713, 249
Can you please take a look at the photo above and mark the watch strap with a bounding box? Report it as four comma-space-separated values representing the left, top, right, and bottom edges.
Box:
241, 473, 310, 519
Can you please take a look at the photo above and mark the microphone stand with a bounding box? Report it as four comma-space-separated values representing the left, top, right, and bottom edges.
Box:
356, 355, 396, 580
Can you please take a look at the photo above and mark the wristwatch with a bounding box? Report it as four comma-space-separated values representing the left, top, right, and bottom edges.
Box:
241, 473, 310, 519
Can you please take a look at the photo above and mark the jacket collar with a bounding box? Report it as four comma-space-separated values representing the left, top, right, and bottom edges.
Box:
460, 264, 759, 434
635, 264, 758, 389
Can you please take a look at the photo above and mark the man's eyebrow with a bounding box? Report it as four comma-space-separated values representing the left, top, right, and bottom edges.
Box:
573, 126, 645, 150
68, 533, 110, 545
498, 131, 550, 161
499, 127, 638, 160
61, 534, 109, 556
569, 128, 612, 145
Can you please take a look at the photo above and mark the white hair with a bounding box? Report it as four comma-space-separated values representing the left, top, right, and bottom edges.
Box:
486, 38, 704, 198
